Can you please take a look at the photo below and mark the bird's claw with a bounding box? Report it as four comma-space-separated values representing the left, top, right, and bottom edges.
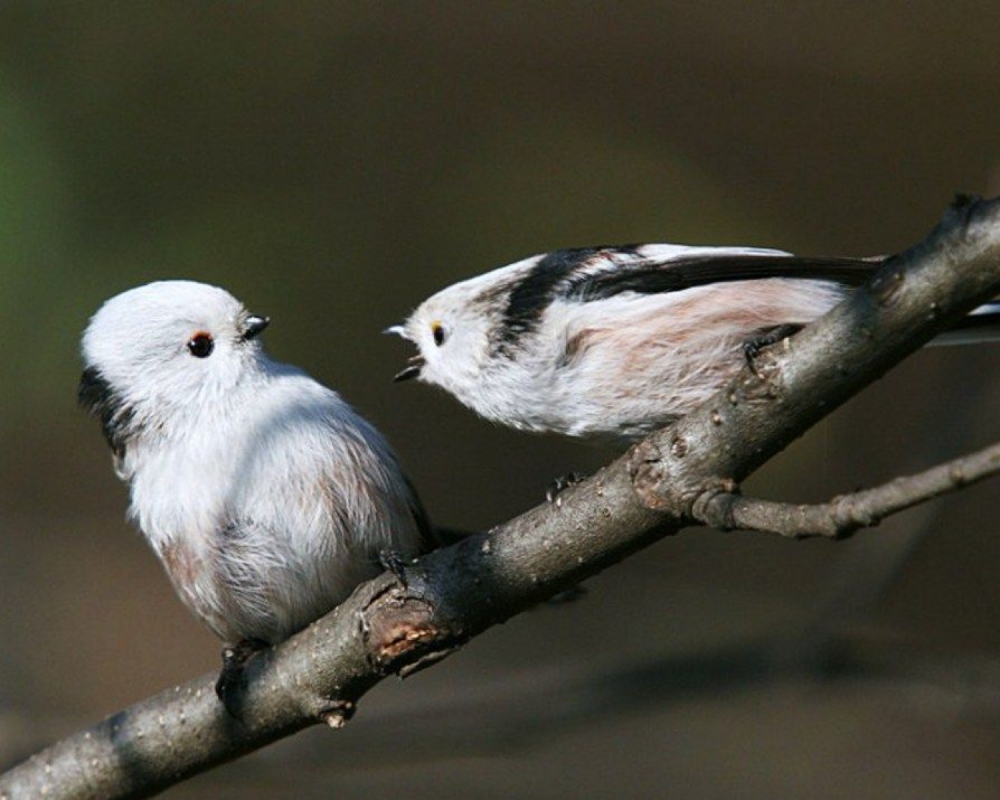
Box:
743, 324, 803, 372
546, 472, 587, 505
378, 549, 411, 586
215, 638, 268, 718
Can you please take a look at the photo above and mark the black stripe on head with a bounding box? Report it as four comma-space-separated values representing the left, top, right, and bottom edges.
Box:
494, 245, 641, 355
78, 367, 136, 459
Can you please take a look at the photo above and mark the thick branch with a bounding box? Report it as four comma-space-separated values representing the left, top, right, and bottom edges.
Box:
693, 439, 1000, 538
5, 196, 1000, 799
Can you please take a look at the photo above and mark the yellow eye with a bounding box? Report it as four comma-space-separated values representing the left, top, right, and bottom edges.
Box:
431, 321, 446, 346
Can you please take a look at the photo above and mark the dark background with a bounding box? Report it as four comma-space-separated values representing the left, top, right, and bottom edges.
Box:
2, 4, 999, 798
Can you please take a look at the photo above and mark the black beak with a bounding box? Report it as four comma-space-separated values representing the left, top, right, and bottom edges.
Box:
243, 315, 270, 340
393, 355, 425, 382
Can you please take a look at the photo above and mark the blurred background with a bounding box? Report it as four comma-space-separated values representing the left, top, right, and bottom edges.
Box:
2, 3, 1000, 797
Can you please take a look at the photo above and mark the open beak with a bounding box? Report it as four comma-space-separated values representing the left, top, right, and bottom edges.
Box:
386, 322, 423, 381
242, 315, 270, 340
393, 354, 425, 382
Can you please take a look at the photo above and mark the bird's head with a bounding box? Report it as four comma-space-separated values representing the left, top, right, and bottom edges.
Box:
388, 276, 504, 398
79, 280, 270, 455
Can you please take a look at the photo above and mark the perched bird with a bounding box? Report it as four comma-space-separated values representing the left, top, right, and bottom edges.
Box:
80, 281, 433, 706
390, 244, 1000, 444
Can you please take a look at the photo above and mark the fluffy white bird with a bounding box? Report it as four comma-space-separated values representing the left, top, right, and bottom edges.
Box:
80, 281, 433, 705
391, 244, 1000, 443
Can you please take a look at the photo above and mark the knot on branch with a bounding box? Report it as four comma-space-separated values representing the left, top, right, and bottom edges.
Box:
362, 578, 466, 679
628, 438, 694, 513
869, 263, 906, 308
627, 436, 738, 518
318, 699, 356, 729
826, 494, 875, 539
924, 192, 984, 259
627, 439, 664, 504
690, 484, 742, 530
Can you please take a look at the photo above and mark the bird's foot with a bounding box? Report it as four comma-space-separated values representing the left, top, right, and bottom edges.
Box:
216, 637, 268, 718
743, 324, 803, 371
378, 549, 412, 587
546, 472, 587, 505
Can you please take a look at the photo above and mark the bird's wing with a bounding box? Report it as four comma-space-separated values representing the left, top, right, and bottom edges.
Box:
565, 248, 884, 303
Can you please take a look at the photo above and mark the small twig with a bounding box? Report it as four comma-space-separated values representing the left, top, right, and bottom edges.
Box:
693, 439, 1000, 538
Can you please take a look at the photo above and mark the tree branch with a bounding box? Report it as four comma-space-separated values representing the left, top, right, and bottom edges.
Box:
692, 438, 1000, 538
5, 195, 1000, 799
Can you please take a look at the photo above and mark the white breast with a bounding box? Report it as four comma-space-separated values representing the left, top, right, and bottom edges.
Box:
126, 370, 423, 643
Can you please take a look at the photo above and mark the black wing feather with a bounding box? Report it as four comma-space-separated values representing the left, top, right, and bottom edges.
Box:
489, 246, 882, 357
568, 253, 884, 302
492, 245, 640, 355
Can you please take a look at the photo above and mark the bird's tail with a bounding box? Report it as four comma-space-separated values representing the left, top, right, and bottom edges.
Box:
932, 302, 1000, 346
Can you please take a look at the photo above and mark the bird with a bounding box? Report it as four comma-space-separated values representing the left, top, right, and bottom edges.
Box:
79, 280, 434, 708
389, 243, 1000, 444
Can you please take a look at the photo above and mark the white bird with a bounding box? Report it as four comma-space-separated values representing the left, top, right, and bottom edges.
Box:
80, 281, 433, 706
390, 244, 1000, 444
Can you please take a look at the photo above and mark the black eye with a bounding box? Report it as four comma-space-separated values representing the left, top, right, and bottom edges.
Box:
432, 323, 446, 346
187, 332, 214, 358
